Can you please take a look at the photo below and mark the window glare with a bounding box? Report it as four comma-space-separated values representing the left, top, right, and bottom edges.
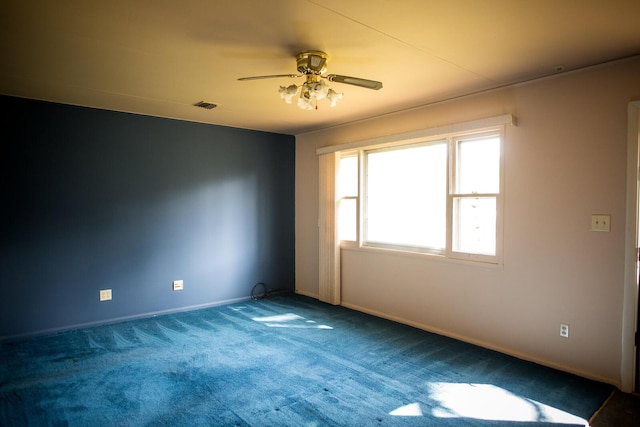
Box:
338, 198, 356, 241
453, 197, 496, 255
332, 125, 503, 263
366, 143, 447, 250
457, 137, 500, 194
338, 156, 358, 197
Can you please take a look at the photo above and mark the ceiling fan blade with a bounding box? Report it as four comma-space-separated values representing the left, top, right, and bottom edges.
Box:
238, 74, 301, 81
325, 74, 383, 90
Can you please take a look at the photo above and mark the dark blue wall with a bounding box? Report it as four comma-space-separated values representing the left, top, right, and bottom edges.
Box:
0, 96, 295, 339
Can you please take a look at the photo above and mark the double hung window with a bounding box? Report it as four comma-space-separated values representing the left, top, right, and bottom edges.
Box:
450, 133, 501, 260
337, 154, 358, 242
336, 125, 504, 265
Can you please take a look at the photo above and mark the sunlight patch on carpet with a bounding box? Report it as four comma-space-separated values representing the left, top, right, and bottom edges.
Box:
252, 312, 333, 329
389, 402, 424, 416
427, 382, 588, 425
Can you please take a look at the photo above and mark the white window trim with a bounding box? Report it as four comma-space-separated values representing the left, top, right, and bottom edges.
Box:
337, 150, 360, 246
320, 114, 515, 269
316, 114, 515, 155
446, 129, 505, 264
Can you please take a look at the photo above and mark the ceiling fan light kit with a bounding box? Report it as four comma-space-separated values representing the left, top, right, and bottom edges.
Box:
279, 75, 343, 110
296, 50, 328, 75
239, 50, 382, 110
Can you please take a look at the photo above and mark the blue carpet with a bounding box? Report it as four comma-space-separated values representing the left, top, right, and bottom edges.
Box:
1, 294, 614, 426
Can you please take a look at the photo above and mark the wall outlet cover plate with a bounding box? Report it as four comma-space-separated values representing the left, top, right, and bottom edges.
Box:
99, 289, 112, 301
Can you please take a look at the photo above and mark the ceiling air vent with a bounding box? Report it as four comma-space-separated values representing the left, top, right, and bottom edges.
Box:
193, 101, 217, 110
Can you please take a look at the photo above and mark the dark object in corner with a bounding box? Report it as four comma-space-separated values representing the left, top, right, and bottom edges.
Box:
250, 282, 292, 300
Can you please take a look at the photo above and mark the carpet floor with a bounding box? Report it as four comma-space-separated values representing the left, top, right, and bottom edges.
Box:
1, 294, 615, 426
589, 390, 640, 427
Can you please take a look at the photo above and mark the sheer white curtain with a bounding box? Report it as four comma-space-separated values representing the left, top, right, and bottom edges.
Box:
318, 152, 340, 305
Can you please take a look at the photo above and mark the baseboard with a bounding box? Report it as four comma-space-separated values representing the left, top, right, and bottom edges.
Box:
341, 300, 620, 389
0, 296, 252, 342
295, 289, 319, 299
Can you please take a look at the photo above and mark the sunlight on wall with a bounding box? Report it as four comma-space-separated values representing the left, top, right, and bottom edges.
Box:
181, 176, 259, 285
252, 313, 333, 329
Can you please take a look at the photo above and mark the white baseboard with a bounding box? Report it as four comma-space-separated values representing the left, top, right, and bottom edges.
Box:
341, 300, 619, 389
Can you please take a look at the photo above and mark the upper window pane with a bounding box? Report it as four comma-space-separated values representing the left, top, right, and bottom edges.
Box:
365, 142, 447, 250
338, 155, 358, 197
456, 136, 500, 194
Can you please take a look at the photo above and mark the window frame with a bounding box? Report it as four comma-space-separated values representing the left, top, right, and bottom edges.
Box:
446, 129, 504, 264
337, 126, 504, 267
337, 151, 360, 247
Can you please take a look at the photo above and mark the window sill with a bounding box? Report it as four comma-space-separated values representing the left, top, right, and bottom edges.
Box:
340, 242, 503, 270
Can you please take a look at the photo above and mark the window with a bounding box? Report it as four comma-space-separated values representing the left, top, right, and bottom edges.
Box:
365, 141, 447, 252
336, 126, 504, 265
450, 133, 501, 260
337, 154, 358, 242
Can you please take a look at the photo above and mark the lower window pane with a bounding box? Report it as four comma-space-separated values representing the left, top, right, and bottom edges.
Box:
453, 197, 496, 256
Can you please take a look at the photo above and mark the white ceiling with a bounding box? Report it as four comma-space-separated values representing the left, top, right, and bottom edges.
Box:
2, 0, 640, 135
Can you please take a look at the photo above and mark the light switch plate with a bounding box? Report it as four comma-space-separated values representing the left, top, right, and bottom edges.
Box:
591, 214, 610, 232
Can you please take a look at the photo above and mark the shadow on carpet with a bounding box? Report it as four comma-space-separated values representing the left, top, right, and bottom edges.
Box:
1, 294, 615, 426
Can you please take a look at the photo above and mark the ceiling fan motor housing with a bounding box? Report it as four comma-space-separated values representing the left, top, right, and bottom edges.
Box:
296, 51, 328, 75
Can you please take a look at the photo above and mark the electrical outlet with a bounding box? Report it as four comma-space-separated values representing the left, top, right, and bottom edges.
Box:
560, 323, 569, 338
172, 280, 184, 291
99, 289, 112, 301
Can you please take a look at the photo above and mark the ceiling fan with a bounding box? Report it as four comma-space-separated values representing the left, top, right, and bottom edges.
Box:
238, 50, 383, 110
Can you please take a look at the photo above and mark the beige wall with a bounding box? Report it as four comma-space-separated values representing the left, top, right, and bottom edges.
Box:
295, 57, 640, 388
